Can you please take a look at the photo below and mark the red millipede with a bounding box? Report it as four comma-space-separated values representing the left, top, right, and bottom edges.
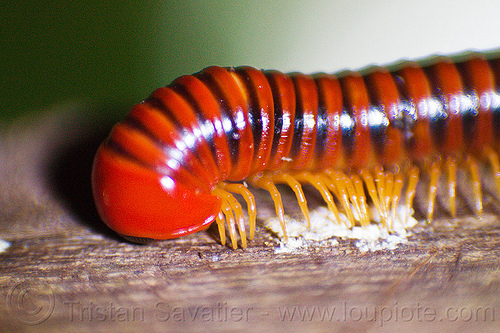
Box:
92, 51, 500, 249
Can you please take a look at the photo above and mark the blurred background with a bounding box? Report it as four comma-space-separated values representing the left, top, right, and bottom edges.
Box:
2, 0, 500, 122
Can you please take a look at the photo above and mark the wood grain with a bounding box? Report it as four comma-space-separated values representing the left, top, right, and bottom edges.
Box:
1, 104, 500, 332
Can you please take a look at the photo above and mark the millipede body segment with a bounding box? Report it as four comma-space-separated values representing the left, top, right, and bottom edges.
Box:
92, 52, 500, 249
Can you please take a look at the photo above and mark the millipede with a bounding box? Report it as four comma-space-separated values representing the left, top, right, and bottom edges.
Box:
92, 51, 500, 249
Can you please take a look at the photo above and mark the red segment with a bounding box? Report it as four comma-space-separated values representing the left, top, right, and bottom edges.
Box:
168, 75, 231, 182
108, 123, 210, 195
458, 56, 495, 155
365, 68, 404, 165
289, 74, 318, 170
425, 60, 464, 156
339, 73, 372, 169
314, 74, 343, 170
488, 58, 500, 151
128, 103, 215, 189
232, 67, 275, 174
110, 123, 167, 168
265, 71, 296, 170
196, 67, 254, 181
395, 63, 434, 161
150, 86, 221, 184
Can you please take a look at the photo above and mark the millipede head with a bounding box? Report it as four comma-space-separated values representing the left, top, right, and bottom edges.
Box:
91, 145, 222, 241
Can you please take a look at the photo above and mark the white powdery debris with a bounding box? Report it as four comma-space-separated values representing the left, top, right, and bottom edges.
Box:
0, 239, 11, 253
265, 205, 417, 253
274, 238, 306, 254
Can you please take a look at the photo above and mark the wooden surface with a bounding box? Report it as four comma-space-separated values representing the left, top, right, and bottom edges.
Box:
1, 104, 500, 332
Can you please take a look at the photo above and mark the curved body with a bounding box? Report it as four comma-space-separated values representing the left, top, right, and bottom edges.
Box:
92, 52, 500, 244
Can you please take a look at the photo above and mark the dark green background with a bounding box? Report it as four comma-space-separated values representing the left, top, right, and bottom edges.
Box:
1, 2, 240, 121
